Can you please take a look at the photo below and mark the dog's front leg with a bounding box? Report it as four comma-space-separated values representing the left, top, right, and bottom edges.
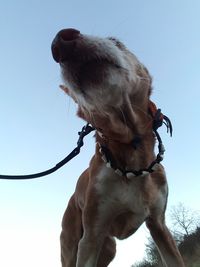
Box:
60, 195, 83, 267
76, 193, 110, 267
76, 232, 105, 267
146, 217, 185, 267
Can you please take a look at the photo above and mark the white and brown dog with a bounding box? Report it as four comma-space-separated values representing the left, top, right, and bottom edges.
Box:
51, 29, 185, 267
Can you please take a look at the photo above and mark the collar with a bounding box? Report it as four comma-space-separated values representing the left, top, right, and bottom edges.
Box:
97, 100, 173, 179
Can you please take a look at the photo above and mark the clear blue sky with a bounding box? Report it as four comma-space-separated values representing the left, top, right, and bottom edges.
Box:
0, 1, 199, 266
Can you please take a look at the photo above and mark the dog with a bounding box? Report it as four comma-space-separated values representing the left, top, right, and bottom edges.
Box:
51, 28, 185, 267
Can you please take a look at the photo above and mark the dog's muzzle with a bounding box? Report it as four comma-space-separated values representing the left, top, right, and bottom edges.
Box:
51, 28, 80, 63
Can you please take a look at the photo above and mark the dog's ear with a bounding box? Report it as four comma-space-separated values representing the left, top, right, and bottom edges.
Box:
60, 85, 78, 103
60, 84, 69, 94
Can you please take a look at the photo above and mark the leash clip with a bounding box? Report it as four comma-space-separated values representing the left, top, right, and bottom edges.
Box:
77, 123, 95, 147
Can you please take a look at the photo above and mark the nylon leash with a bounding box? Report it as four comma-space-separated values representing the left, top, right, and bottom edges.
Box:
0, 102, 172, 180
0, 124, 95, 180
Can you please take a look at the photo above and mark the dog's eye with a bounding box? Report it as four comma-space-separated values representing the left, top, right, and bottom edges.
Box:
108, 37, 125, 50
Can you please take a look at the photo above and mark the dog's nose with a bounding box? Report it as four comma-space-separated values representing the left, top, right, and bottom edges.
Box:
51, 28, 80, 63
57, 28, 80, 42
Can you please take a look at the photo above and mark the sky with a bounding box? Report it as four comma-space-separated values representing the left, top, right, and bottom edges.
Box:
0, 1, 200, 266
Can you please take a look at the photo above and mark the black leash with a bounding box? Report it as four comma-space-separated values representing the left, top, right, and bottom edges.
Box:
0, 106, 172, 180
0, 124, 95, 180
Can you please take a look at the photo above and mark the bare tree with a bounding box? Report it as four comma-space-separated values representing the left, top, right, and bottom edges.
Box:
132, 203, 200, 267
170, 202, 200, 241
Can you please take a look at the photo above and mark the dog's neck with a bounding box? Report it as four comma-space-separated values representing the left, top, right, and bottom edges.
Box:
76, 92, 156, 172
95, 123, 155, 173
88, 102, 155, 173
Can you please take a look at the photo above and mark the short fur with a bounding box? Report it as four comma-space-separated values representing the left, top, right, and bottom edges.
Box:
52, 29, 185, 267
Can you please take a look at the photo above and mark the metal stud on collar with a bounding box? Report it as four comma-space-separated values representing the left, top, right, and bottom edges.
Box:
98, 127, 169, 180
98, 143, 152, 179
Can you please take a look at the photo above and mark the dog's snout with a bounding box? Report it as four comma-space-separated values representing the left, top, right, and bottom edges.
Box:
59, 28, 80, 42
51, 28, 80, 63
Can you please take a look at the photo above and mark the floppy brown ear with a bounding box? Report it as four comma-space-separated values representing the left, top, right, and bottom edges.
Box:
60, 85, 78, 103
60, 84, 69, 94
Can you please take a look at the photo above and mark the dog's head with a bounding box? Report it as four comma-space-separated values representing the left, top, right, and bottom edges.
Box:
52, 29, 152, 143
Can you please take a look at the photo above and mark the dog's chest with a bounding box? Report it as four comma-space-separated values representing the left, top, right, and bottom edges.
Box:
95, 165, 149, 217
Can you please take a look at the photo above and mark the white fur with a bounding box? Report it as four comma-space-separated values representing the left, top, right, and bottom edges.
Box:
61, 34, 141, 112
95, 166, 150, 231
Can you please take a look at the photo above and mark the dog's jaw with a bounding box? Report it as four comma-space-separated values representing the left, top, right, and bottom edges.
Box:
52, 29, 152, 142
60, 35, 140, 107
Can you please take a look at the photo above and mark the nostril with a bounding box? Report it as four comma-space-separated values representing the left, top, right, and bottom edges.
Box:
59, 28, 80, 42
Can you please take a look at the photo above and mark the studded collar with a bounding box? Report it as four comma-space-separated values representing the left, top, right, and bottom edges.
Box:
97, 101, 172, 179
